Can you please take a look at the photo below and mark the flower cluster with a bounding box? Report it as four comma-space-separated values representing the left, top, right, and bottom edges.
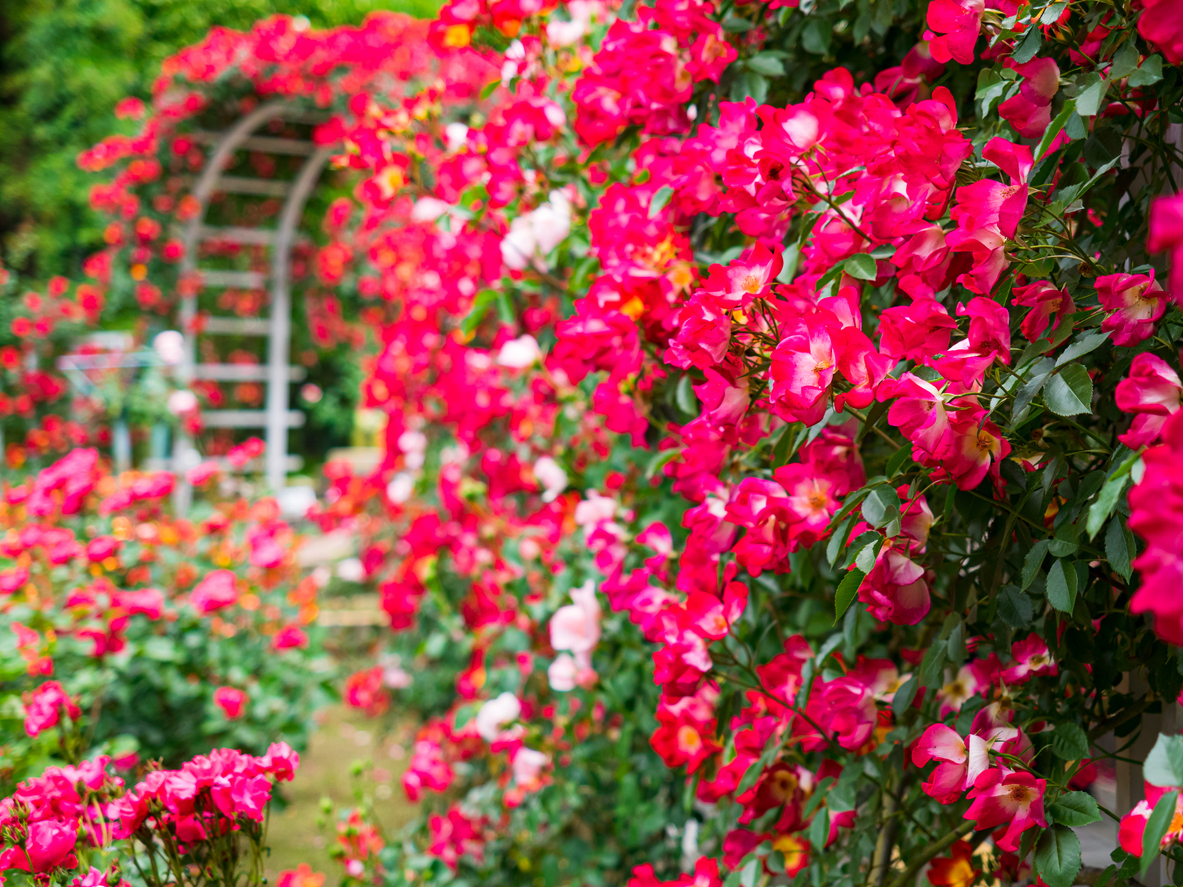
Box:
73, 0, 1183, 884
0, 447, 326, 777
0, 744, 296, 885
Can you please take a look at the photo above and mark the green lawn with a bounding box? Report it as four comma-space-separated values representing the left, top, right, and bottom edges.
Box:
265, 706, 420, 881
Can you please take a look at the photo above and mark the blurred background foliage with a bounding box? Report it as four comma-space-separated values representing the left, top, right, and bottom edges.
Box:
0, 0, 437, 283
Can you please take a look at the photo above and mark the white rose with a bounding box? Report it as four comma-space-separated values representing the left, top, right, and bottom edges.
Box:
533, 456, 567, 502
497, 335, 542, 369
153, 330, 185, 366
549, 580, 601, 658
475, 691, 521, 741
547, 653, 578, 692
167, 389, 198, 415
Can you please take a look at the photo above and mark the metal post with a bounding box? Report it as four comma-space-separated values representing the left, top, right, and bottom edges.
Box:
265, 145, 332, 493
112, 416, 132, 474
175, 101, 290, 510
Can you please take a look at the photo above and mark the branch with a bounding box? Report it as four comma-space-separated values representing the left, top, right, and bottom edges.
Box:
883, 819, 976, 887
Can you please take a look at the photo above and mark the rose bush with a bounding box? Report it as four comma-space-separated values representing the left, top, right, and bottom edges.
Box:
53, 0, 1183, 886
0, 447, 332, 790
0, 739, 299, 887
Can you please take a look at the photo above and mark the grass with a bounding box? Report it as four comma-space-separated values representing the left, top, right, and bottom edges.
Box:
264, 706, 420, 881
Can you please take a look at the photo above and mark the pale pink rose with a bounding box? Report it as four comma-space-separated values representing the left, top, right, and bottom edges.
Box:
548, 653, 578, 692
475, 692, 520, 741
512, 747, 549, 788
549, 580, 601, 655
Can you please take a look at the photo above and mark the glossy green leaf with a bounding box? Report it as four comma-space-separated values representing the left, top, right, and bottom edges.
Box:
648, 186, 674, 219
1022, 540, 1050, 590
1049, 791, 1102, 827
1035, 825, 1082, 887
1143, 791, 1180, 872
1050, 723, 1089, 760
1144, 734, 1183, 788
1044, 364, 1093, 416
845, 253, 877, 281
834, 568, 866, 623
1046, 558, 1078, 612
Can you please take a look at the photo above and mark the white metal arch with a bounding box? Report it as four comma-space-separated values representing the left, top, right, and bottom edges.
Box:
174, 101, 334, 505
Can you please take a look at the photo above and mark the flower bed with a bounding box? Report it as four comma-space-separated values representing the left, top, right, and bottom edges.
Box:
5, 0, 1183, 885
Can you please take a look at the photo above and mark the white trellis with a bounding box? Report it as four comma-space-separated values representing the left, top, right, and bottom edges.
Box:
174, 100, 335, 507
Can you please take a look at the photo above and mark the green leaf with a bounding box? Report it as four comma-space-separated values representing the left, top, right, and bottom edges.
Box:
453, 703, 479, 730
746, 53, 786, 77
143, 637, 177, 661
1046, 558, 1079, 612
808, 808, 829, 850
479, 79, 500, 99
1012, 362, 1054, 426
1143, 791, 1180, 872
1039, 0, 1068, 23
856, 398, 890, 444
1049, 791, 1102, 827
845, 253, 877, 281
919, 638, 948, 687
1048, 520, 1081, 558
997, 585, 1035, 628
891, 674, 919, 718
826, 513, 857, 565
772, 424, 800, 468
976, 68, 1010, 118
1034, 101, 1077, 164
861, 486, 900, 528
885, 446, 911, 479
674, 374, 699, 416
1012, 25, 1043, 64
461, 289, 499, 336
1087, 473, 1130, 540
1075, 73, 1108, 118
1129, 55, 1164, 88
1035, 825, 1082, 887
649, 186, 674, 219
1144, 734, 1183, 788
1044, 364, 1093, 416
1105, 517, 1134, 580
645, 448, 681, 480
1022, 539, 1050, 590
722, 15, 755, 31
801, 18, 832, 55
1055, 330, 1109, 367
1110, 40, 1141, 80
1050, 723, 1090, 760
834, 569, 866, 623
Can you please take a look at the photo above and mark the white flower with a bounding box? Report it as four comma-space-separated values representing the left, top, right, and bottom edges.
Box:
336, 558, 365, 583
383, 665, 412, 689
532, 192, 571, 255
445, 122, 470, 152
411, 197, 452, 222
549, 580, 601, 656
574, 490, 617, 527
167, 389, 198, 415
153, 330, 185, 366
512, 747, 549, 786
497, 335, 543, 369
386, 473, 415, 504
547, 653, 578, 692
533, 456, 567, 502
500, 216, 537, 271
546, 0, 595, 46
398, 431, 427, 454
499, 191, 572, 272
475, 692, 521, 741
